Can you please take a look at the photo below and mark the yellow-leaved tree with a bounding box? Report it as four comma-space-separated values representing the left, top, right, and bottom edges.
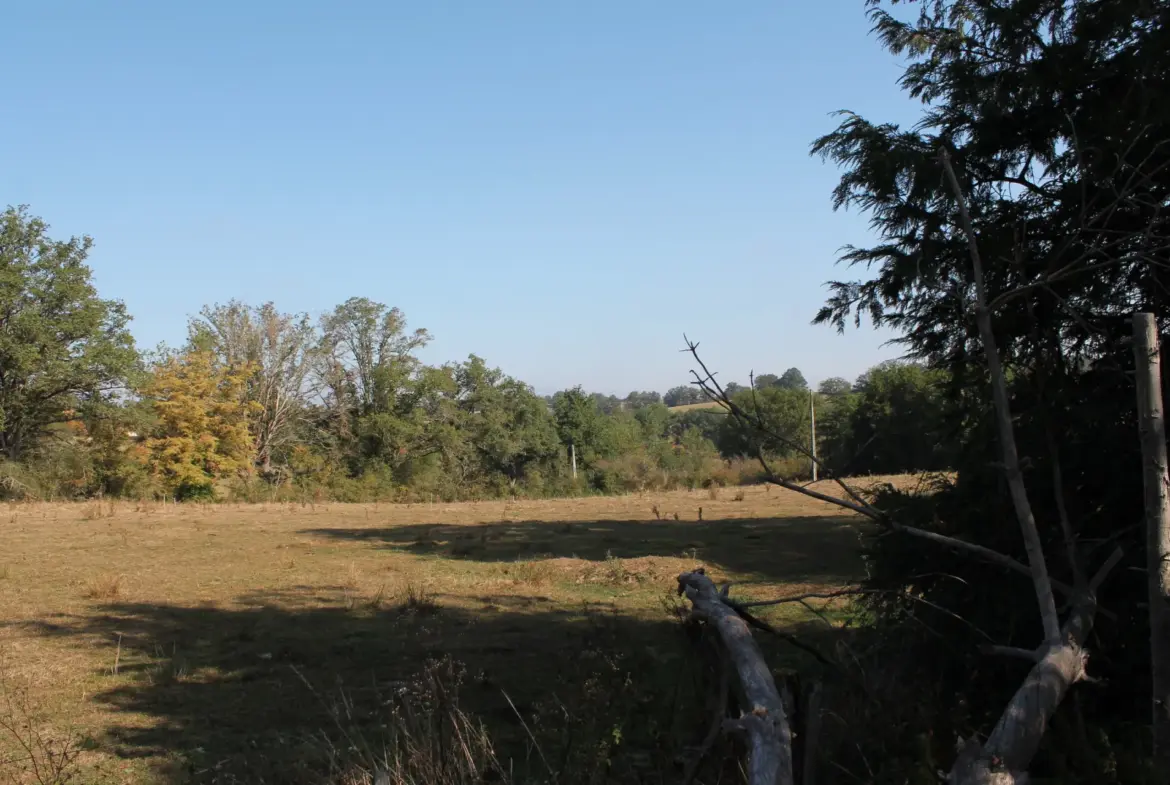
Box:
138, 351, 260, 499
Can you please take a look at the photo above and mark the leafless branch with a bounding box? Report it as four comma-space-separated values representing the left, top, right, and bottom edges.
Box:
684, 337, 875, 514
736, 588, 879, 608
684, 339, 1085, 601
941, 145, 1062, 643
979, 644, 1042, 662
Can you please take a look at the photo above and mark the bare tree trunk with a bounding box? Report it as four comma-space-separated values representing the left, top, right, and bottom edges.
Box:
1132, 311, 1170, 769
938, 148, 1123, 783
940, 148, 1061, 643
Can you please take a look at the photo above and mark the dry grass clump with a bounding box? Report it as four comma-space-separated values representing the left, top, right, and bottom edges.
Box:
81, 573, 124, 600
311, 658, 507, 785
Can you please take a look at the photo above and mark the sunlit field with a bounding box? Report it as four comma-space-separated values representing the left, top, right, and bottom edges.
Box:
0, 477, 920, 784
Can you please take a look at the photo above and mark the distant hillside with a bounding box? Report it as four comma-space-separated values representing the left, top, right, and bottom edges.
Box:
668, 401, 725, 412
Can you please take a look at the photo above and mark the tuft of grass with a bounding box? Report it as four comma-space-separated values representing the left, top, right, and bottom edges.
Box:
367, 582, 388, 611
707, 487, 719, 501
399, 584, 438, 616
505, 558, 558, 586
343, 561, 362, 610
603, 551, 633, 585
305, 658, 509, 785
81, 573, 124, 600
144, 644, 189, 687
81, 500, 116, 521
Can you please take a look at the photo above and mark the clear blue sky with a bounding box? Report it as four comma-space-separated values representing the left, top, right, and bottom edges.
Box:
2, 2, 920, 395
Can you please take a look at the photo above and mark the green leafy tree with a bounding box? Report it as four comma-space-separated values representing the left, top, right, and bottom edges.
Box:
633, 401, 671, 440
775, 367, 808, 390
668, 408, 725, 445
664, 385, 705, 407
812, 387, 859, 473
451, 355, 559, 486
842, 361, 954, 474
551, 386, 627, 469
752, 373, 780, 389
319, 297, 430, 415
0, 206, 139, 460
317, 298, 432, 468
817, 377, 853, 396
623, 390, 662, 409
716, 386, 808, 459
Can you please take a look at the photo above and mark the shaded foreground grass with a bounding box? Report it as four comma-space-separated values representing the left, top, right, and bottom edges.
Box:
0, 481, 898, 783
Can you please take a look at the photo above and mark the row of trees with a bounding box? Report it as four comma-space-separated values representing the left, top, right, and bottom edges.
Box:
663, 367, 810, 406
0, 203, 951, 502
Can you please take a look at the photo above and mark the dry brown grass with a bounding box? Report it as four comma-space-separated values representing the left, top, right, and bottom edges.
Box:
0, 476, 916, 783
81, 574, 124, 601
667, 401, 724, 412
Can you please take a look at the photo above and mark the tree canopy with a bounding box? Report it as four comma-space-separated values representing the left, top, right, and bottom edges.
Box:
0, 206, 138, 460
806, 1, 1170, 779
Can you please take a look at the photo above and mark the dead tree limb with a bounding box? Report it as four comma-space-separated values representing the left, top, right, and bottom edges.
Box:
1132, 311, 1170, 768
938, 147, 1127, 784
685, 339, 1082, 602
951, 548, 1122, 784
678, 569, 794, 785
940, 147, 1061, 644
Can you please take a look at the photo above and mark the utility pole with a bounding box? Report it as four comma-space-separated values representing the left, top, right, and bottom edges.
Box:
810, 390, 818, 482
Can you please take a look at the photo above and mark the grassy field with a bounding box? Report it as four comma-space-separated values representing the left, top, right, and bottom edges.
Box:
665, 401, 724, 412
0, 479, 907, 784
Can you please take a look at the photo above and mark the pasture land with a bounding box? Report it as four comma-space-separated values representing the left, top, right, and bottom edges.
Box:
665, 401, 724, 412
0, 478, 912, 784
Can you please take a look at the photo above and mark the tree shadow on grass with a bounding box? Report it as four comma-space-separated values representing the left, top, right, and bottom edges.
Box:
19, 587, 842, 784
299, 514, 867, 586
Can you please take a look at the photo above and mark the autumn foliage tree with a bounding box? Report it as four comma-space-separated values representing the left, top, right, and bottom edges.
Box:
137, 351, 261, 499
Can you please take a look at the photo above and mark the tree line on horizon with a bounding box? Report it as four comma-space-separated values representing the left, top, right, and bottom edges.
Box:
3, 0, 1168, 779
0, 204, 953, 503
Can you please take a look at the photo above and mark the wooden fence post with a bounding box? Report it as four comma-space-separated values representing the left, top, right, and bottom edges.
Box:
1132, 311, 1170, 768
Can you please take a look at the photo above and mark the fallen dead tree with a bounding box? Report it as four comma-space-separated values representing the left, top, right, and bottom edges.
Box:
676, 568, 794, 785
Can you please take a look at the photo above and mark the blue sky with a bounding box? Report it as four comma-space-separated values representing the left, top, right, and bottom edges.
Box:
2, 2, 919, 395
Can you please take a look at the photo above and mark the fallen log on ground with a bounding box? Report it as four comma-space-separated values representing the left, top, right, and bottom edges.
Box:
677, 568, 795, 785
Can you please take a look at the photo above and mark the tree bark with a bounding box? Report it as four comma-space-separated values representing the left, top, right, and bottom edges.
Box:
1132, 311, 1170, 769
677, 570, 794, 785
949, 548, 1121, 784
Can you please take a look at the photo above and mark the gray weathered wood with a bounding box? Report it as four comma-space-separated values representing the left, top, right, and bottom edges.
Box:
1132, 311, 1170, 769
949, 548, 1121, 784
678, 569, 794, 785
940, 147, 1061, 643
